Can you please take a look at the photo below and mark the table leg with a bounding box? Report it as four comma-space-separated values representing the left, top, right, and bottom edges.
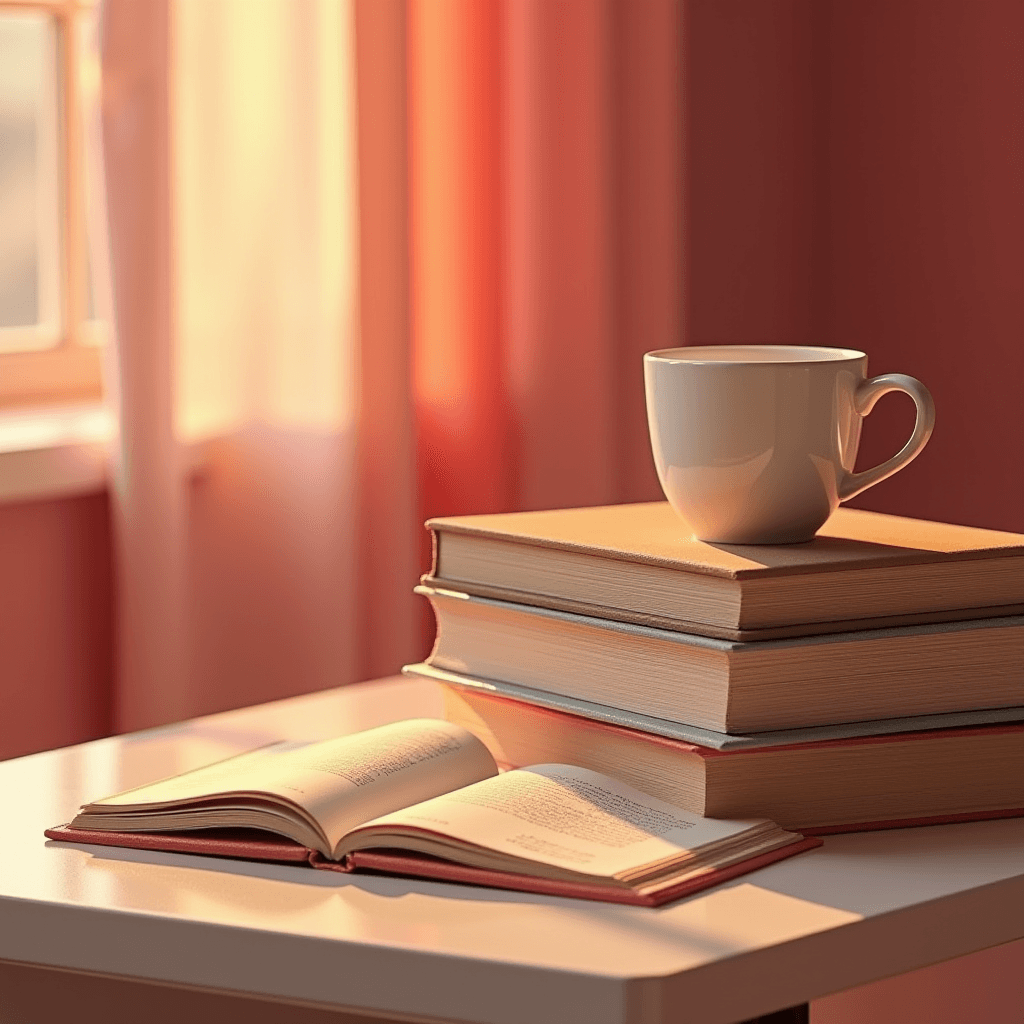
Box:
741, 1005, 809, 1024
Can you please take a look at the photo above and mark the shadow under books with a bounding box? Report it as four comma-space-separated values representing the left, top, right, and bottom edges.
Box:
45, 838, 791, 955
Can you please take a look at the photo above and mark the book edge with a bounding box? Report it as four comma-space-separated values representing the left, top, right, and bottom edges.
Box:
421, 574, 1024, 642
410, 662, 1024, 755
802, 807, 1024, 835
330, 837, 823, 906
427, 505, 1024, 580
417, 583, 1024, 653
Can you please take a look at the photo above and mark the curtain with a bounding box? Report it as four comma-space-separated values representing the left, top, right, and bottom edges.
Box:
100, 0, 681, 731
408, 0, 680, 519
103, 0, 369, 729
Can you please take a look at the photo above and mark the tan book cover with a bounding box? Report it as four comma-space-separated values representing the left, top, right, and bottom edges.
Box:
427, 503, 1024, 639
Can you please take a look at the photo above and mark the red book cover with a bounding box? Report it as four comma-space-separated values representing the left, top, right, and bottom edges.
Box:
447, 690, 1024, 832
461, 688, 1024, 759
42, 824, 821, 908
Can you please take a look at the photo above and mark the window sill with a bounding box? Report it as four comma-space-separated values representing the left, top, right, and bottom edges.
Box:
0, 404, 113, 504
0, 404, 212, 504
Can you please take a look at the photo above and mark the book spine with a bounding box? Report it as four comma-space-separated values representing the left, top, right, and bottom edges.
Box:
429, 526, 441, 578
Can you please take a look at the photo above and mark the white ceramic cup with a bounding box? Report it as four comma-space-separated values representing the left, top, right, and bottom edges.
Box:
643, 345, 935, 544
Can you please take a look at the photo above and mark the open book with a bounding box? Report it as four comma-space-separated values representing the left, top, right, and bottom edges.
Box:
45, 720, 819, 906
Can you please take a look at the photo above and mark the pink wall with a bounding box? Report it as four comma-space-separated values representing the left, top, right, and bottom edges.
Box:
826, 0, 1024, 532
0, 493, 113, 760
687, 0, 1023, 535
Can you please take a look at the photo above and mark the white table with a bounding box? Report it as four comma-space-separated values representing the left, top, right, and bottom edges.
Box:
2, 677, 1023, 1024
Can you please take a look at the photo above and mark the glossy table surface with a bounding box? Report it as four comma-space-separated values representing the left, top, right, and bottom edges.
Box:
3, 677, 1023, 1024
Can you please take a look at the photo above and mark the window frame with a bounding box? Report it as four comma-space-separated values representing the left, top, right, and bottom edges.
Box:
0, 0, 104, 410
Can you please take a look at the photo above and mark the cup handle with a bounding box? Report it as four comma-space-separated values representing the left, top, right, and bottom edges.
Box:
838, 373, 936, 502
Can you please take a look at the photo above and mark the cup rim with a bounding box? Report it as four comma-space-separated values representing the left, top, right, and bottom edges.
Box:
644, 344, 867, 365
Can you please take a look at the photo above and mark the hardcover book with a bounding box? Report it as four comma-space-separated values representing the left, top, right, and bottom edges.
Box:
405, 661, 1024, 750
439, 685, 1024, 833
425, 503, 1024, 641
45, 719, 817, 907
417, 584, 1024, 734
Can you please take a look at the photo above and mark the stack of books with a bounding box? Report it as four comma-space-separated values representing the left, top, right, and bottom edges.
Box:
404, 501, 1024, 834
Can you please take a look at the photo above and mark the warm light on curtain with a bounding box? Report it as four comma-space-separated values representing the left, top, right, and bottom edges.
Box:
408, 0, 510, 524
174, 0, 358, 441
408, 0, 680, 529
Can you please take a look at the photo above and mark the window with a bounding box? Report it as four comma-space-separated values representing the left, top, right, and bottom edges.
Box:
0, 0, 104, 409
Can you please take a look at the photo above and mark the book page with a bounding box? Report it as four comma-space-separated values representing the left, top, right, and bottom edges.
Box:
85, 720, 498, 857
347, 765, 767, 878
87, 743, 313, 807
